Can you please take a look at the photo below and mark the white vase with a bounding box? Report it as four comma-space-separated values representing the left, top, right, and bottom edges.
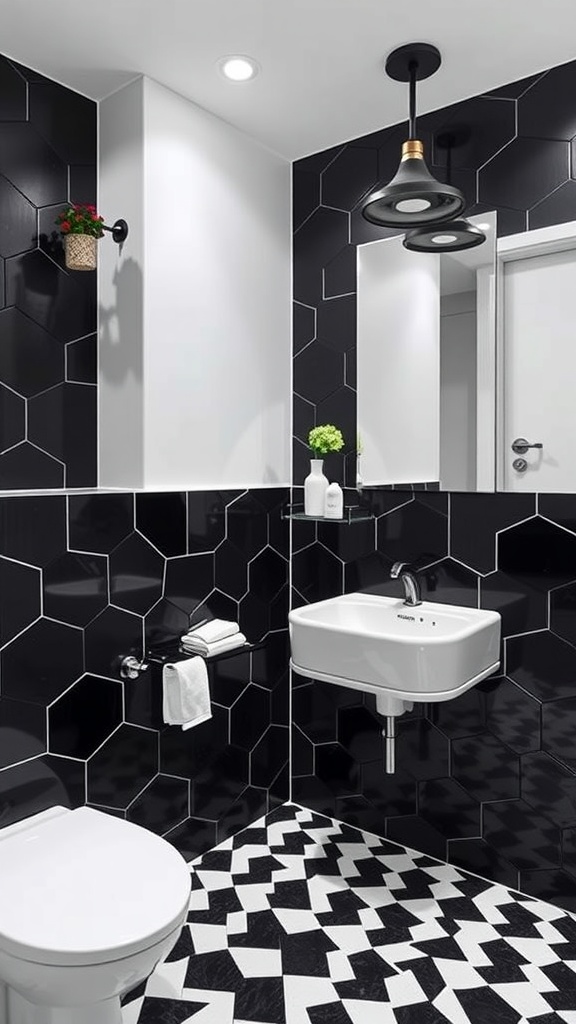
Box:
304, 459, 328, 516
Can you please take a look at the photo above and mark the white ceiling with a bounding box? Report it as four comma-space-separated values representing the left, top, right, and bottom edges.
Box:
3, 0, 576, 160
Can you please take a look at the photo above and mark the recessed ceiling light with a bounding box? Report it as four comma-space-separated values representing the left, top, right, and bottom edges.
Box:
218, 55, 260, 82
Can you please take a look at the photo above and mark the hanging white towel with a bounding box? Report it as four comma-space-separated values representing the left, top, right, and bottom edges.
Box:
162, 657, 212, 731
181, 632, 247, 658
181, 619, 239, 645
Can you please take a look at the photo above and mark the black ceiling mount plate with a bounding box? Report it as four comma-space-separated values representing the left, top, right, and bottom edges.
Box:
385, 43, 442, 82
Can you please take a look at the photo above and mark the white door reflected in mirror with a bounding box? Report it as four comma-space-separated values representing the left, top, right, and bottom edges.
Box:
357, 211, 497, 491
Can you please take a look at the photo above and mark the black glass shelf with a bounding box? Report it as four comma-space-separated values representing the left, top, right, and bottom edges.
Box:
147, 641, 264, 666
282, 503, 374, 524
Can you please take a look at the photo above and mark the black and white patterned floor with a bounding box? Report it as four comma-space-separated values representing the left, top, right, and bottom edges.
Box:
122, 804, 576, 1024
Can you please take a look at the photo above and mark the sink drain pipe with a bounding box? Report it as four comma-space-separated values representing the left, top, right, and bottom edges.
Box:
383, 716, 396, 774
375, 694, 413, 775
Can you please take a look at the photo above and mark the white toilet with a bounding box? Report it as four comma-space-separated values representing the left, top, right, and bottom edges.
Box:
0, 805, 192, 1024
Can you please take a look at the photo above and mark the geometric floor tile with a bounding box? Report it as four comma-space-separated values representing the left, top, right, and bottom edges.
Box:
123, 803, 576, 1024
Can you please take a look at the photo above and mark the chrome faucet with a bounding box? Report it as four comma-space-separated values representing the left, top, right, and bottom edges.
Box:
390, 561, 423, 607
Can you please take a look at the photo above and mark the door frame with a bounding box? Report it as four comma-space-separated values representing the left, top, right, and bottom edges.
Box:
496, 219, 576, 490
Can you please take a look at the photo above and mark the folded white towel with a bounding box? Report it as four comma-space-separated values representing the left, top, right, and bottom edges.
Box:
163, 657, 212, 731
182, 619, 239, 645
181, 632, 247, 658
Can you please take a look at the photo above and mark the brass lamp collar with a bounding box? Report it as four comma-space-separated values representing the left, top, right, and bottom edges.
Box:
401, 139, 424, 161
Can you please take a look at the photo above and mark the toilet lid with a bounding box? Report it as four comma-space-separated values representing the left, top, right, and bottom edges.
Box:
0, 807, 191, 966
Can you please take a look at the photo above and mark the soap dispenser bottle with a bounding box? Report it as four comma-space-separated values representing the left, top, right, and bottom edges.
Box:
324, 482, 344, 519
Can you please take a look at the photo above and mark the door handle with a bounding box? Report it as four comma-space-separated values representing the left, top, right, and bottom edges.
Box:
511, 438, 543, 455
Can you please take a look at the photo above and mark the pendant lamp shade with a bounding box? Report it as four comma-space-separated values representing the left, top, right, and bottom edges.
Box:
403, 219, 486, 253
361, 44, 466, 229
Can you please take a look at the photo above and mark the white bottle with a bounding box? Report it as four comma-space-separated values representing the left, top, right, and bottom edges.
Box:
304, 459, 329, 516
324, 482, 344, 519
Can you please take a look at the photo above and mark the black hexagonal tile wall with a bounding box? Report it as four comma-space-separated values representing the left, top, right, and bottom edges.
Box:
0, 556, 40, 644
87, 724, 158, 809
49, 674, 122, 759
109, 533, 164, 615
43, 551, 107, 626
1, 618, 83, 705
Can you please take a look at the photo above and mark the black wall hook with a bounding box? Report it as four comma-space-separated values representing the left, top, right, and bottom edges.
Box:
102, 218, 129, 244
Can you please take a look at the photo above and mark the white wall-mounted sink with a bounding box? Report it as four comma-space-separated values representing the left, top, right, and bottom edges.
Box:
289, 592, 501, 714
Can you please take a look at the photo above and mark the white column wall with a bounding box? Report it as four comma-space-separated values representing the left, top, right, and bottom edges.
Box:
99, 76, 291, 490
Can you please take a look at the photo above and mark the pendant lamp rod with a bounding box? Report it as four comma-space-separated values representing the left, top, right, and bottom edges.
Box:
408, 61, 418, 139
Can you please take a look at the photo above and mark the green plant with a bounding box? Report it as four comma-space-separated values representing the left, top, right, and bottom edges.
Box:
56, 203, 105, 238
308, 424, 344, 455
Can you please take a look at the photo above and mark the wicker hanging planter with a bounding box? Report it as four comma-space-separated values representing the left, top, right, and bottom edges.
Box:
64, 233, 98, 272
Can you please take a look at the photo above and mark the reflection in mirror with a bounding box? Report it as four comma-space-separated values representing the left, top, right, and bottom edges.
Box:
357, 212, 497, 492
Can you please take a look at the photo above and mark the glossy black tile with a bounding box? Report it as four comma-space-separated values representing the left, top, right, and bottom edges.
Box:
164, 816, 218, 861
499, 515, 576, 591
361, 762, 417, 818
29, 80, 96, 165
251, 725, 289, 789
386, 815, 447, 862
187, 491, 229, 553
337, 705, 383, 763
479, 137, 569, 211
0, 443, 64, 489
0, 384, 24, 452
28, 382, 97, 487
0, 57, 27, 120
518, 868, 576, 914
293, 206, 349, 305
87, 723, 158, 809
0, 495, 66, 566
396, 719, 450, 782
0, 555, 40, 645
519, 60, 576, 141
127, 774, 189, 835
0, 754, 85, 827
0, 174, 36, 258
136, 492, 187, 557
431, 96, 516, 171
293, 301, 316, 355
0, 696, 46, 768
0, 122, 67, 207
214, 540, 248, 601
145, 598, 189, 648
450, 493, 535, 574
292, 725, 315, 777
66, 334, 97, 384
480, 570, 547, 637
249, 547, 287, 604
160, 704, 230, 781
315, 742, 360, 796
451, 733, 520, 802
1, 617, 83, 705
419, 778, 480, 839
293, 164, 320, 232
49, 674, 122, 759
324, 245, 357, 299
316, 295, 356, 354
84, 605, 143, 679
292, 543, 342, 604
543, 698, 576, 770
506, 631, 576, 701
521, 750, 576, 828
430, 686, 486, 739
217, 785, 269, 843
193, 746, 249, 819
69, 494, 134, 554
294, 340, 344, 405
6, 249, 96, 344
377, 497, 448, 568
484, 676, 541, 754
530, 179, 576, 229
483, 799, 561, 870
43, 551, 107, 626
292, 682, 339, 744
109, 533, 164, 615
447, 838, 518, 889
0, 307, 64, 398
230, 684, 271, 751
322, 145, 378, 211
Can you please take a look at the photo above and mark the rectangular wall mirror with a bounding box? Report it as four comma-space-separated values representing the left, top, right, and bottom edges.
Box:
357, 212, 497, 492
358, 213, 576, 494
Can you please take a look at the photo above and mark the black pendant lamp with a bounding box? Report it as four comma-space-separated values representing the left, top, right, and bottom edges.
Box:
362, 43, 466, 229
404, 130, 487, 252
